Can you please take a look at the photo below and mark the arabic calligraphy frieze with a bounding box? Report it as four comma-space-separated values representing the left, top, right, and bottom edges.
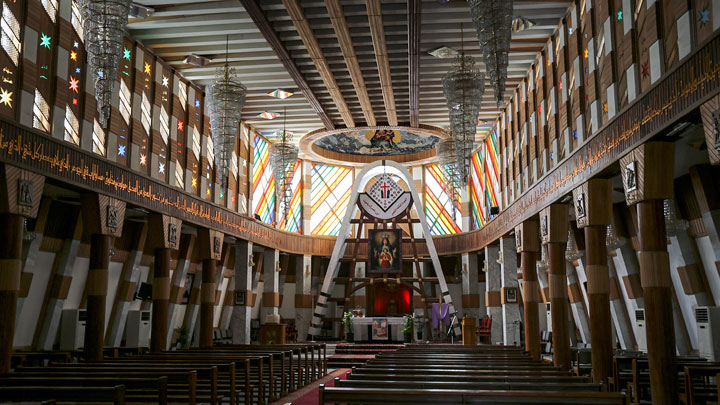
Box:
0, 121, 284, 248
465, 34, 720, 251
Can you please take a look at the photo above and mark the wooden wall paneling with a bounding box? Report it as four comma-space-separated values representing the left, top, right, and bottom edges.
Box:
534, 58, 546, 178
52, 15, 81, 145
567, 5, 585, 151
673, 174, 708, 238
694, 0, 717, 44
0, 0, 22, 121
634, 0, 663, 91
170, 75, 188, 190
700, 91, 720, 165
581, 0, 600, 137
130, 44, 154, 175
662, 0, 693, 69
595, 0, 616, 125
528, 66, 538, 184
23, 0, 58, 135
544, 39, 558, 170
237, 123, 250, 214
519, 81, 529, 191
186, 85, 201, 196
554, 22, 570, 162
150, 58, 172, 182
109, 36, 136, 166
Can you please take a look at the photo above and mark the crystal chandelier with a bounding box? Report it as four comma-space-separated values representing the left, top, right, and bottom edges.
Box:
442, 51, 484, 186
605, 223, 625, 250
270, 111, 298, 226
537, 244, 549, 272
565, 231, 583, 262
435, 136, 461, 220
664, 199, 689, 236
207, 37, 247, 188
468, 0, 514, 106
80, 0, 132, 127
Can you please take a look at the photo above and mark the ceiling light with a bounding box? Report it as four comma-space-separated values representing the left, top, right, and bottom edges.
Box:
129, 3, 154, 18
184, 54, 211, 67
257, 112, 277, 119
268, 89, 293, 99
428, 46, 459, 59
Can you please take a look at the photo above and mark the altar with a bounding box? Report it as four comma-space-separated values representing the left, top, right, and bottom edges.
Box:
352, 317, 404, 342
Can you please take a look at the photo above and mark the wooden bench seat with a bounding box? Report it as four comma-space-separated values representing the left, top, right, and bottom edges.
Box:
680, 364, 720, 404
0, 385, 125, 404
346, 373, 591, 384
318, 386, 628, 404
351, 367, 572, 376
0, 376, 168, 404
335, 378, 604, 392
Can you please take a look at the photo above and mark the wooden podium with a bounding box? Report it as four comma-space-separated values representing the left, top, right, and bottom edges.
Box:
462, 317, 477, 345
259, 323, 286, 344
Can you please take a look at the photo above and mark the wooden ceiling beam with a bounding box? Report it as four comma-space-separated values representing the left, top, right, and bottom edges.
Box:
238, 0, 335, 130
365, 0, 397, 126
282, 0, 355, 128
408, 0, 420, 127
326, 0, 376, 126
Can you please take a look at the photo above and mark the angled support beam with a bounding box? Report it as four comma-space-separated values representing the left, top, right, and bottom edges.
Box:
167, 233, 195, 349
365, 0, 397, 126
239, 0, 335, 130
408, 0, 421, 127
326, 0, 375, 126
282, 0, 354, 128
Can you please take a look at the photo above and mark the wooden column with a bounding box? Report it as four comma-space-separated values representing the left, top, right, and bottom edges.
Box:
81, 194, 126, 361
541, 204, 571, 369
0, 165, 44, 372
515, 218, 541, 359
148, 215, 182, 353
621, 142, 677, 404
573, 179, 612, 386
197, 228, 223, 348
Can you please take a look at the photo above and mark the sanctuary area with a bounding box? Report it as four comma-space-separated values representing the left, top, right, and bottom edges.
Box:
0, 0, 719, 404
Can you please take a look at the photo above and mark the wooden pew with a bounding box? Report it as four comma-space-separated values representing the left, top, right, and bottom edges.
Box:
0, 375, 168, 404
0, 385, 125, 404
350, 366, 573, 377
680, 364, 720, 404
346, 372, 592, 384
318, 386, 628, 404
335, 377, 604, 392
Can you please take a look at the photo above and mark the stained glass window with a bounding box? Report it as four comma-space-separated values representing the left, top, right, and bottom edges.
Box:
32, 90, 50, 132
206, 134, 214, 170
178, 81, 187, 110
485, 129, 501, 214
311, 163, 352, 236
140, 92, 151, 135
159, 105, 169, 145
63, 106, 79, 146
1, 2, 20, 66
92, 119, 106, 156
174, 161, 184, 189
71, 0, 82, 40
470, 148, 485, 230
251, 135, 275, 225
41, 0, 57, 23
191, 125, 201, 161
425, 164, 461, 235
119, 79, 131, 124
278, 160, 302, 233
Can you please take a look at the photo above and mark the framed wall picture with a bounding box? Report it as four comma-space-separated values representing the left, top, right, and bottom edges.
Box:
368, 229, 402, 274
234, 291, 246, 306
181, 273, 195, 304
505, 287, 518, 303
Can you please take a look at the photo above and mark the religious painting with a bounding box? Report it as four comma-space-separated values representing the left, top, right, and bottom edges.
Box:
181, 273, 194, 304
372, 318, 388, 340
368, 229, 402, 274
624, 161, 637, 193
314, 128, 440, 156
234, 291, 246, 306
505, 287, 518, 303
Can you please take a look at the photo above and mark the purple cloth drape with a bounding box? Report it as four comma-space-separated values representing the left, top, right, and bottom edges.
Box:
431, 302, 451, 329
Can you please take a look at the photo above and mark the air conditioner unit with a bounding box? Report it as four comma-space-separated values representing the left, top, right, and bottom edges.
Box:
546, 302, 552, 331
635, 309, 647, 353
126, 310, 151, 348
60, 309, 86, 350
696, 306, 720, 361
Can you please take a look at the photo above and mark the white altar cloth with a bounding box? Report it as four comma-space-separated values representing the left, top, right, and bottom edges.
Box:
352, 317, 404, 341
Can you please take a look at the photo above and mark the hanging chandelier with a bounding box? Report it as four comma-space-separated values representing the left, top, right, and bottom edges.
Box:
605, 223, 625, 250
207, 37, 247, 189
80, 0, 132, 127
468, 0, 514, 106
537, 244, 549, 272
565, 230, 583, 262
442, 52, 484, 187
663, 199, 689, 236
270, 111, 298, 226
435, 136, 461, 220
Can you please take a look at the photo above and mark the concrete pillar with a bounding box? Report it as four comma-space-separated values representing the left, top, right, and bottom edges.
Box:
607, 255, 636, 350
567, 261, 591, 344
500, 236, 521, 346
261, 248, 280, 322
515, 219, 541, 359
461, 252, 482, 320
485, 244, 503, 344
196, 229, 224, 348
231, 241, 254, 344
621, 142, 677, 403
166, 233, 195, 349
294, 255, 313, 341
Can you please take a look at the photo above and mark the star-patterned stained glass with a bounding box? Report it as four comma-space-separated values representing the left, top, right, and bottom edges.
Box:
425, 163, 461, 235
252, 134, 275, 225
311, 163, 353, 236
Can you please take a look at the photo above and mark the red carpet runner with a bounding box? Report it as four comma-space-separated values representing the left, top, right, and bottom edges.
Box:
270, 368, 350, 405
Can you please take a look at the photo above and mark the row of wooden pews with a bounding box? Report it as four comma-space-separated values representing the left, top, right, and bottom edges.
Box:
610, 351, 720, 404
0, 342, 326, 404
319, 344, 629, 404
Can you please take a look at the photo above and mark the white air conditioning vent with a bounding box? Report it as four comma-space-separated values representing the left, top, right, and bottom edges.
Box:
635, 309, 647, 353
696, 306, 720, 361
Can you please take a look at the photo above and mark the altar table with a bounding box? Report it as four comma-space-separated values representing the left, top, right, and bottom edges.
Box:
352, 317, 404, 342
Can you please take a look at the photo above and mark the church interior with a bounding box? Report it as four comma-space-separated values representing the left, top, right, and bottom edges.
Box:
0, 0, 720, 403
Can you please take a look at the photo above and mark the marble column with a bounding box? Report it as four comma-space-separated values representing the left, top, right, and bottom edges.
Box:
261, 248, 280, 322
295, 255, 313, 341
461, 252, 482, 320
231, 241, 254, 344
500, 236, 521, 346
485, 244, 503, 344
